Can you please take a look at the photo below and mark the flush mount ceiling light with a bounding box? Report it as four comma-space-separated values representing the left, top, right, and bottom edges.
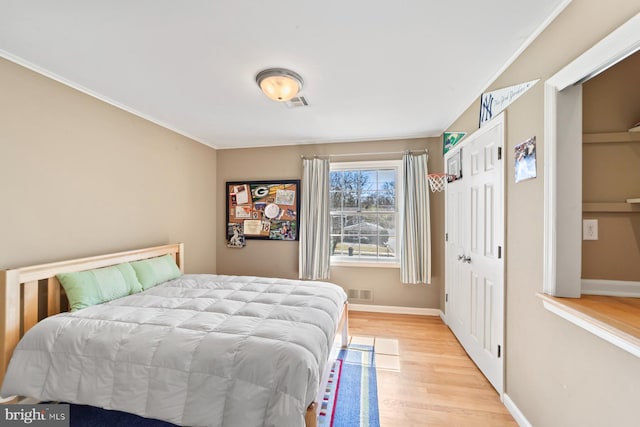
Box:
256, 68, 303, 102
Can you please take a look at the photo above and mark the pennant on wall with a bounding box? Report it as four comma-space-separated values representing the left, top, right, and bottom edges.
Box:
443, 132, 466, 154
479, 79, 539, 127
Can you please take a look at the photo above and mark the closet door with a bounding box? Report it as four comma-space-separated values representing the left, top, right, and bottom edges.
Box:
445, 113, 505, 394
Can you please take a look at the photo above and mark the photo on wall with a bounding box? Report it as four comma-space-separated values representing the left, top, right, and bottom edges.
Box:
226, 223, 246, 248
514, 136, 537, 183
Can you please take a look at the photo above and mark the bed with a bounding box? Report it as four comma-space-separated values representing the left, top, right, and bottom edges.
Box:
0, 243, 348, 427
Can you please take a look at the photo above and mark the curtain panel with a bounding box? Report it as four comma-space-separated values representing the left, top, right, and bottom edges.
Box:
299, 158, 331, 280
400, 153, 431, 284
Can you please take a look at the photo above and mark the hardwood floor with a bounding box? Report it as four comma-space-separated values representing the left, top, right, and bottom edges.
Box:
348, 311, 517, 427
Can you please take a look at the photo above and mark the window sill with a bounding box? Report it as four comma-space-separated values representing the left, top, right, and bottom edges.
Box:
537, 293, 640, 358
331, 261, 400, 269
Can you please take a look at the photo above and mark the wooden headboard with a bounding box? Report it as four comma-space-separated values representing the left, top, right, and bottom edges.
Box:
0, 243, 184, 389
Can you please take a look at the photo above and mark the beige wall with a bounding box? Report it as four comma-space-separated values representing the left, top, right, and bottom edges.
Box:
446, 1, 640, 426
0, 57, 218, 273
582, 52, 640, 280
216, 138, 444, 309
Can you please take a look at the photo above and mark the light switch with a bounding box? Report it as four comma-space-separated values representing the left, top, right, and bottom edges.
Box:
583, 219, 598, 240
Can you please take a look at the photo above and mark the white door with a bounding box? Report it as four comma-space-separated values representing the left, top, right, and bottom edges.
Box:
445, 113, 505, 394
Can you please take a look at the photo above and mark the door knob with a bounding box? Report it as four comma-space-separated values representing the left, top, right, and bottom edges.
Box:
458, 254, 465, 261
462, 255, 471, 263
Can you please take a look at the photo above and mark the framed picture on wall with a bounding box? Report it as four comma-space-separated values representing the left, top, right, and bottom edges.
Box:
226, 180, 300, 241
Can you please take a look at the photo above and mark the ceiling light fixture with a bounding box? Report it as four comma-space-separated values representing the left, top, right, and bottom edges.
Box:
256, 68, 303, 102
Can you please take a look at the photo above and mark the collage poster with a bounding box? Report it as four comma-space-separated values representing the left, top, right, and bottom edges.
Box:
226, 180, 300, 242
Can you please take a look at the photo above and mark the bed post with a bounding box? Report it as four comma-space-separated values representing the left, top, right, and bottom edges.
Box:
0, 269, 20, 389
176, 243, 185, 273
342, 302, 349, 347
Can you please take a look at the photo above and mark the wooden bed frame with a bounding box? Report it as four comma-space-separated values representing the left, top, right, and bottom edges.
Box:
0, 243, 348, 427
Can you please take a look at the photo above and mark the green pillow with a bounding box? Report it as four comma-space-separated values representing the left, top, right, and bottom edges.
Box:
57, 263, 143, 311
130, 254, 182, 290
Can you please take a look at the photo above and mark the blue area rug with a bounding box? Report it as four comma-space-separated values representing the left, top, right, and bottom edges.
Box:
318, 344, 381, 427
62, 345, 380, 426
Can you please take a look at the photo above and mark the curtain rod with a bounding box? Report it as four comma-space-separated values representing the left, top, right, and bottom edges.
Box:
300, 148, 428, 160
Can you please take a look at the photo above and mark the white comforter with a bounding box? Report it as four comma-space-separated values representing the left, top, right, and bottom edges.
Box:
1, 274, 347, 427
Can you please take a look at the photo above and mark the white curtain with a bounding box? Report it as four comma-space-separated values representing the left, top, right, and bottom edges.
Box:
400, 153, 431, 284
299, 158, 331, 280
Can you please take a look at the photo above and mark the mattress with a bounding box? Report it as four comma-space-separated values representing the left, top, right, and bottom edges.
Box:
1, 274, 347, 427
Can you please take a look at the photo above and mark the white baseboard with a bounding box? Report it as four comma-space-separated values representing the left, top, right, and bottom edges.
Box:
439, 310, 447, 324
503, 394, 532, 427
348, 303, 440, 316
581, 279, 640, 297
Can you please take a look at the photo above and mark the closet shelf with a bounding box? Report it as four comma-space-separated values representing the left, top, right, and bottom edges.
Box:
583, 132, 640, 143
583, 202, 640, 213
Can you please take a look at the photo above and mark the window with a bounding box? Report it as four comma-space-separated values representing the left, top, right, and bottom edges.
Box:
330, 160, 402, 266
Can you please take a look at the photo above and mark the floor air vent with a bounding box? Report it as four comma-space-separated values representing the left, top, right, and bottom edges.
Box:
348, 289, 373, 302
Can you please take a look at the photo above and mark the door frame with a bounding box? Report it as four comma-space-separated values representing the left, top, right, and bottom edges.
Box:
443, 112, 506, 396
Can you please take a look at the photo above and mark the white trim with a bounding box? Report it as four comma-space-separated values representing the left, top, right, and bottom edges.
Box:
484, 0, 573, 91
503, 394, 533, 427
581, 279, 640, 297
543, 83, 558, 295
550, 13, 640, 91
330, 261, 399, 268
445, 0, 573, 131
543, 13, 640, 297
348, 304, 439, 316
329, 159, 402, 169
329, 159, 403, 266
0, 50, 217, 150
542, 300, 640, 358
439, 310, 446, 324
543, 83, 583, 297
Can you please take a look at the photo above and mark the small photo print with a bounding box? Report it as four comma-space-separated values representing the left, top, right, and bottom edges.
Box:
269, 220, 296, 240
515, 136, 537, 183
235, 205, 252, 219
275, 189, 296, 206
243, 219, 262, 235
227, 223, 245, 248
232, 184, 250, 205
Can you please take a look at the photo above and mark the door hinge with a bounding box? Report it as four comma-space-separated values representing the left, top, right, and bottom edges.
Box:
498, 147, 502, 160
445, 232, 448, 242
498, 246, 502, 259
445, 293, 448, 303
498, 345, 501, 358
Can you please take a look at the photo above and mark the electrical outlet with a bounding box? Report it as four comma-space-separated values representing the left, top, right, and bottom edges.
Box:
583, 219, 598, 240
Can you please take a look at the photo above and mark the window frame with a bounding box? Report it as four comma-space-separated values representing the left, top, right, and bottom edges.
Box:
329, 159, 403, 268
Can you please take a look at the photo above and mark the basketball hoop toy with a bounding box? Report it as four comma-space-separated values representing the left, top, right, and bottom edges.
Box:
427, 173, 453, 192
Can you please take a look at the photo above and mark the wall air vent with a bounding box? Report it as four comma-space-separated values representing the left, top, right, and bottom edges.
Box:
347, 289, 373, 302
285, 96, 309, 108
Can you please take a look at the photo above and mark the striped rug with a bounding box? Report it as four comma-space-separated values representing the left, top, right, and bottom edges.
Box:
318, 345, 380, 427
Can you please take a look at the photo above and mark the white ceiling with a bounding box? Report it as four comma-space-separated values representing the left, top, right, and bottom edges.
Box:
0, 1, 568, 149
